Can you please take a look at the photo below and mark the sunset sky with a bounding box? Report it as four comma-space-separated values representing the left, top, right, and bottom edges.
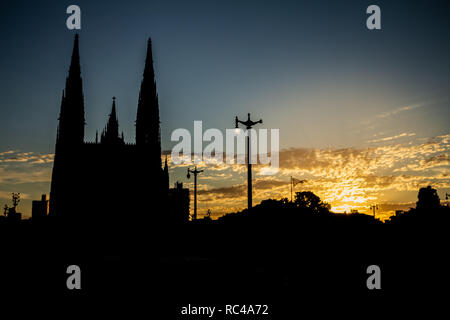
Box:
0, 0, 449, 219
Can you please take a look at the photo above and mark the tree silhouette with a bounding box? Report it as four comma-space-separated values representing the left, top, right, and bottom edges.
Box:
11, 193, 20, 209
416, 186, 440, 211
294, 191, 330, 213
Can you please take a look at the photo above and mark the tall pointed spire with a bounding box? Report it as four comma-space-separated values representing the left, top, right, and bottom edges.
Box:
69, 34, 81, 78
108, 96, 119, 137
101, 97, 123, 144
57, 34, 85, 145
136, 38, 162, 168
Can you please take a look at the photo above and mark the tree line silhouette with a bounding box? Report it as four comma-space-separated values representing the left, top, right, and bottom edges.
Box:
0, 183, 448, 313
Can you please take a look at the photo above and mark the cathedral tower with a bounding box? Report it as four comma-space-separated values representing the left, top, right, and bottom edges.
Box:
136, 38, 162, 169
50, 34, 85, 217
50, 35, 173, 224
57, 34, 85, 145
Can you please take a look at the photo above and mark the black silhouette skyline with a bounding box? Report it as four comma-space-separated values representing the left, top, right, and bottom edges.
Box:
0, 1, 449, 315
1, 1, 449, 220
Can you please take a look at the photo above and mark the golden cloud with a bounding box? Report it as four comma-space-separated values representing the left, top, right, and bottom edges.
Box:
169, 135, 450, 219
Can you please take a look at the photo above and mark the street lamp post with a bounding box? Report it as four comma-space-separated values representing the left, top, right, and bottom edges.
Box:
370, 204, 379, 219
187, 166, 204, 220
235, 113, 263, 211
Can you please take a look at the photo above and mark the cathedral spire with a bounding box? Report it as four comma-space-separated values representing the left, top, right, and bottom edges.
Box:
109, 97, 118, 130
69, 34, 81, 78
136, 38, 162, 168
57, 34, 85, 145
101, 97, 123, 144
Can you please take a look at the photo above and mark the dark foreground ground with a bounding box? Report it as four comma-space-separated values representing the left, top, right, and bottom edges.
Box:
1, 211, 448, 317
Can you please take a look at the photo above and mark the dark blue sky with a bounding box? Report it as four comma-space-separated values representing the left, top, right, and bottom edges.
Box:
0, 0, 449, 152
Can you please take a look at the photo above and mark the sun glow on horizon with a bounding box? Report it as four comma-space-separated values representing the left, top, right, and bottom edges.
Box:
0, 134, 448, 220
166, 134, 449, 221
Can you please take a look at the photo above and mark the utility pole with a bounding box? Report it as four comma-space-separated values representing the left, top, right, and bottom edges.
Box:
235, 113, 263, 211
291, 176, 293, 203
187, 166, 204, 220
370, 204, 379, 219
290, 177, 307, 203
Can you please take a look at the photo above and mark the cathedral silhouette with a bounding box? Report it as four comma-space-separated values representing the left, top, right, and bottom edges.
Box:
49, 35, 177, 227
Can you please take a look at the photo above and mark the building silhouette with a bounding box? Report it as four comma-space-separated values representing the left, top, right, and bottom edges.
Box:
3, 207, 21, 223
168, 181, 190, 223
49, 35, 169, 226
32, 194, 49, 221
